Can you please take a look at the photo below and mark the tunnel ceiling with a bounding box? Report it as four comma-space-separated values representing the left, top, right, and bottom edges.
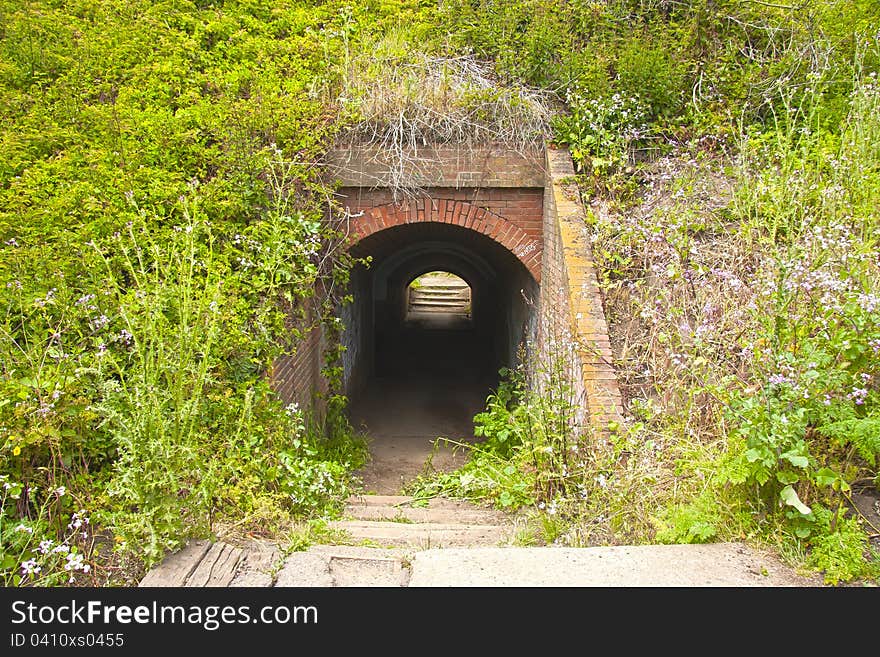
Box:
349, 221, 536, 286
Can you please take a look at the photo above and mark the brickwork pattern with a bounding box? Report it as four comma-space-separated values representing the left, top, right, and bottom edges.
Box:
540, 146, 623, 434
270, 144, 623, 441
339, 188, 544, 282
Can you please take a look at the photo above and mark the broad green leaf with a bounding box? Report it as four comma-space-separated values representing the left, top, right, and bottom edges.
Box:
780, 450, 809, 468
780, 485, 811, 515
776, 470, 799, 485
744, 447, 764, 463
815, 467, 838, 487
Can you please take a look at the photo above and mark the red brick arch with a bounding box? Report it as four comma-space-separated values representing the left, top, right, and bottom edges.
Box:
348, 199, 542, 282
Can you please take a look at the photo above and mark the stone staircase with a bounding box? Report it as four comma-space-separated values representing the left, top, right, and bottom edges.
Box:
408, 278, 470, 317
328, 494, 515, 548
272, 494, 517, 586
139, 494, 519, 587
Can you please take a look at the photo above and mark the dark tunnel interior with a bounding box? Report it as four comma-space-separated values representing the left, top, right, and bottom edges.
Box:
340, 222, 539, 456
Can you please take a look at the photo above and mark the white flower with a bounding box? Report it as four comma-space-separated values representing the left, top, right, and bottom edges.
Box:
15, 523, 33, 534
21, 559, 41, 576
37, 539, 54, 554
64, 552, 86, 571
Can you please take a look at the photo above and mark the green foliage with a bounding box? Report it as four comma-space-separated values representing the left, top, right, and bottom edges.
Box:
0, 0, 368, 582
406, 438, 535, 511
4, 0, 880, 587
653, 492, 719, 545
0, 475, 95, 586
472, 370, 525, 459
615, 38, 686, 122
553, 92, 649, 175
803, 507, 878, 585
407, 371, 535, 509
583, 46, 880, 582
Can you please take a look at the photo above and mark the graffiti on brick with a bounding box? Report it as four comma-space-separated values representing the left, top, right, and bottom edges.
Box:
514, 241, 539, 258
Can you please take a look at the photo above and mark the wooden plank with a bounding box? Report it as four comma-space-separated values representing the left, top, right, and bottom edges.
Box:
186, 542, 243, 587
229, 541, 281, 587
139, 540, 212, 587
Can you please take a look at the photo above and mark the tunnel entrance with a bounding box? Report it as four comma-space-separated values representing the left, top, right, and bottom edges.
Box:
341, 219, 540, 493
405, 271, 472, 328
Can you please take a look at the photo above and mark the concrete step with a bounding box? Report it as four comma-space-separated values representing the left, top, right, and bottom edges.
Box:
275, 545, 412, 587
332, 494, 516, 548
409, 305, 469, 311
411, 286, 468, 294
412, 280, 470, 289
410, 295, 469, 304
412, 290, 467, 296
344, 499, 508, 525
347, 494, 480, 509
410, 297, 469, 305
412, 286, 469, 294
327, 519, 514, 548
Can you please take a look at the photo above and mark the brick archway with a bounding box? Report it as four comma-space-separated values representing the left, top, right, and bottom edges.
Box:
348, 199, 542, 283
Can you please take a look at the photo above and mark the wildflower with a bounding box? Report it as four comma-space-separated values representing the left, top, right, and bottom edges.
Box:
68, 510, 89, 531
36, 400, 55, 417
767, 373, 791, 386
118, 329, 133, 344
54, 486, 66, 497
64, 552, 86, 571
857, 293, 879, 314
37, 539, 54, 554
848, 387, 868, 405
15, 524, 33, 534
20, 560, 41, 577
52, 544, 70, 554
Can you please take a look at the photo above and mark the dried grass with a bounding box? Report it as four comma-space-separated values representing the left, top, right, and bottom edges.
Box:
334, 50, 557, 198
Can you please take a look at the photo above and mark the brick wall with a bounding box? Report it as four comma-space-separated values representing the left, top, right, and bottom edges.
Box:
339, 187, 544, 241
538, 145, 623, 436
325, 145, 546, 188
270, 319, 324, 414
270, 143, 623, 439
339, 187, 544, 281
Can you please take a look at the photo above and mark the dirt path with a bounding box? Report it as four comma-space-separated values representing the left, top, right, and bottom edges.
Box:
348, 354, 491, 494
348, 303, 498, 494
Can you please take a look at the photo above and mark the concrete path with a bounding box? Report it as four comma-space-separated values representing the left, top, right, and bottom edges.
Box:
140, 493, 824, 587
407, 544, 821, 587
141, 539, 822, 587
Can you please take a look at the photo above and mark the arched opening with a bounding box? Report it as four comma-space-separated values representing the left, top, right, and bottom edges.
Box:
405, 271, 472, 329
339, 220, 539, 493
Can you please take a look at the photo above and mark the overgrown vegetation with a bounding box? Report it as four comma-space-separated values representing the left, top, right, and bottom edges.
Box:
411, 0, 880, 584
2, 0, 879, 586
0, 0, 378, 584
